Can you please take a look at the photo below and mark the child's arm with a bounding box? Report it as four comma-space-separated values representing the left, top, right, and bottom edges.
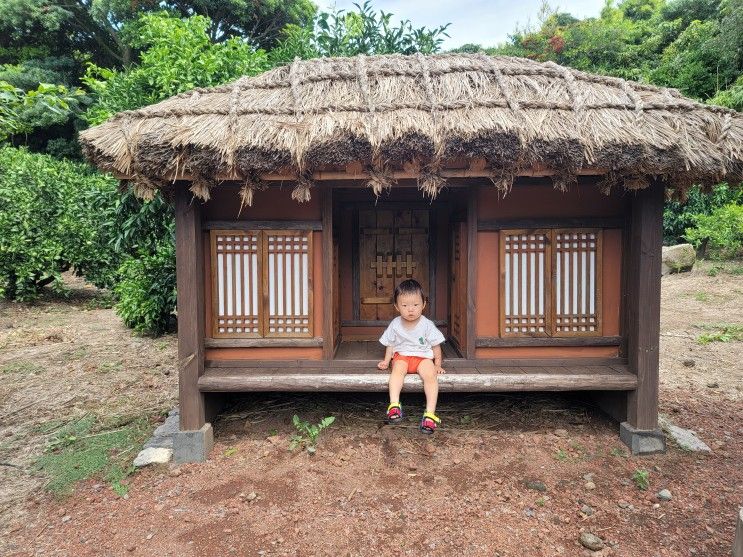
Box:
378, 345, 394, 370
432, 344, 446, 374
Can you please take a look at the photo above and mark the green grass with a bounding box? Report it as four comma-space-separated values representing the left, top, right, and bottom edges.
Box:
34, 414, 152, 497
694, 323, 743, 345
693, 292, 710, 303
1, 361, 45, 374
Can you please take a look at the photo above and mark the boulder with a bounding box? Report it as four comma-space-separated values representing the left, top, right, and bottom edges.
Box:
661, 244, 696, 275
133, 447, 172, 467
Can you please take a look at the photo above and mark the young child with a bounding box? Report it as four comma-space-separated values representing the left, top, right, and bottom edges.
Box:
377, 279, 446, 434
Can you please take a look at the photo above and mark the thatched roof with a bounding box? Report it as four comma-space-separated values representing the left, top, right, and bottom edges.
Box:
79, 53, 742, 203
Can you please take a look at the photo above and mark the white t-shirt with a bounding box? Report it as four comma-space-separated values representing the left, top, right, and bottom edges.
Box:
379, 316, 446, 359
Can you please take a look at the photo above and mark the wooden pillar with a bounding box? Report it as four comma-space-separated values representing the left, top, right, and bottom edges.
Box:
624, 181, 664, 430
466, 186, 478, 359
322, 187, 334, 359
175, 184, 206, 431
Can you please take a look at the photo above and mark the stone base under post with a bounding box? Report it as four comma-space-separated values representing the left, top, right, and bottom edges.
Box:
734, 508, 743, 557
619, 421, 666, 455
174, 423, 214, 463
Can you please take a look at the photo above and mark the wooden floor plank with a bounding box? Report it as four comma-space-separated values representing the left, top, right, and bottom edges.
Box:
198, 365, 637, 392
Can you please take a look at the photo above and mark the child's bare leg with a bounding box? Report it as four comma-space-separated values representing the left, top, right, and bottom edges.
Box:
416, 360, 439, 414
388, 360, 408, 404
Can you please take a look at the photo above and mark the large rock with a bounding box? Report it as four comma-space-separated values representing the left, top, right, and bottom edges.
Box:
662, 243, 696, 275
133, 447, 172, 467
658, 415, 711, 453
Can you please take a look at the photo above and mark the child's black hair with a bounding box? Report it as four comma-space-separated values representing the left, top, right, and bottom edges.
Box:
393, 279, 426, 304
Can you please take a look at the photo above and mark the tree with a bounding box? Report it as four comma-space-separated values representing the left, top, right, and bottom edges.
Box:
269, 1, 450, 65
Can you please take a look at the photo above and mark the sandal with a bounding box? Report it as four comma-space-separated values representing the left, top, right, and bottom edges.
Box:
419, 411, 441, 434
386, 402, 405, 424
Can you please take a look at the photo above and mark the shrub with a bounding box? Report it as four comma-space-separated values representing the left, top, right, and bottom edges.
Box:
663, 183, 743, 246
0, 146, 118, 301
685, 202, 743, 259
114, 240, 177, 335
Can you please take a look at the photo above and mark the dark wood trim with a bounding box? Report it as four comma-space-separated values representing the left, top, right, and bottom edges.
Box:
351, 207, 360, 320
479, 217, 624, 231
625, 181, 664, 431
206, 356, 627, 369
342, 319, 447, 327
466, 186, 477, 358
205, 337, 324, 348
322, 189, 334, 359
204, 220, 322, 231
198, 365, 637, 392
429, 206, 437, 317
476, 336, 622, 347
175, 185, 206, 431
619, 209, 632, 358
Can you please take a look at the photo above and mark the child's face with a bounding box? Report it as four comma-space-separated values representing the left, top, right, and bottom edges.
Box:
394, 291, 426, 322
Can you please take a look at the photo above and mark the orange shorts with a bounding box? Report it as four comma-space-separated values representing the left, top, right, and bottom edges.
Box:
392, 352, 429, 374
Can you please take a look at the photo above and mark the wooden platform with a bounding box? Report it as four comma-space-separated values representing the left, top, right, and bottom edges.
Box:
199, 359, 636, 392
334, 340, 462, 360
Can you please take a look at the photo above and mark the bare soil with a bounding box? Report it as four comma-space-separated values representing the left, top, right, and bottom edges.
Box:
2, 264, 742, 557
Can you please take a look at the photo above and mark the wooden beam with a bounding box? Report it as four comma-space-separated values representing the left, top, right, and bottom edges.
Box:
466, 186, 478, 358
198, 366, 637, 392
204, 220, 322, 231
113, 166, 610, 182
479, 217, 624, 231
322, 188, 334, 359
206, 356, 627, 369
476, 336, 622, 347
205, 338, 323, 348
175, 185, 206, 431
625, 181, 664, 430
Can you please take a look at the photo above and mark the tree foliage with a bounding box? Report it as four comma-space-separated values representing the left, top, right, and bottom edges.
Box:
269, 1, 450, 65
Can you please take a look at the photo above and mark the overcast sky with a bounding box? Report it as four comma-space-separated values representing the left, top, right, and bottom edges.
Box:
316, 1, 608, 49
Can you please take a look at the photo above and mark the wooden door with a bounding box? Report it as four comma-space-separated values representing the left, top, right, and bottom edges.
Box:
359, 208, 430, 321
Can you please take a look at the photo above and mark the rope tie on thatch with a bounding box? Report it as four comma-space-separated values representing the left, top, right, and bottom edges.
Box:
719, 113, 732, 144
545, 61, 584, 117
289, 57, 314, 202
416, 52, 446, 199
619, 79, 645, 123
356, 55, 393, 195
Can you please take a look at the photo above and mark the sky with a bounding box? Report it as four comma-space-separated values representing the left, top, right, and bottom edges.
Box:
315, 0, 608, 49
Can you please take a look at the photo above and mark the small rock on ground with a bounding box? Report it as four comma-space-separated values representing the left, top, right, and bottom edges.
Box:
133, 447, 172, 467
580, 532, 605, 551
657, 489, 672, 501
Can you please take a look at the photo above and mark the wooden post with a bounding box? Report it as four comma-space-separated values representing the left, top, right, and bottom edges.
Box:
466, 186, 478, 359
175, 184, 206, 431
322, 188, 334, 359
625, 181, 664, 431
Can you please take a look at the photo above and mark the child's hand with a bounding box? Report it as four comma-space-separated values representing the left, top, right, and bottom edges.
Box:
435, 365, 446, 375
377, 360, 390, 370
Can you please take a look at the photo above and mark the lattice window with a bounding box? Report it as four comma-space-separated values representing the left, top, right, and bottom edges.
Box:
501, 231, 550, 336
499, 229, 602, 337
265, 232, 312, 337
554, 230, 601, 335
210, 230, 313, 338
212, 232, 261, 337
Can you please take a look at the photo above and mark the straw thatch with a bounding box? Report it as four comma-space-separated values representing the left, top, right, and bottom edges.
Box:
79, 53, 743, 203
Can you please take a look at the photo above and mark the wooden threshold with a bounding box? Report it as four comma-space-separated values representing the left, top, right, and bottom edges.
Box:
199, 363, 636, 392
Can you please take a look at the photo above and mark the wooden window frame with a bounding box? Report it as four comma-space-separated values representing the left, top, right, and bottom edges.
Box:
499, 228, 603, 338
210, 229, 313, 339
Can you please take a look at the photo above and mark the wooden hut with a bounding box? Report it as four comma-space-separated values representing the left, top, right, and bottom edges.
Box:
80, 53, 742, 461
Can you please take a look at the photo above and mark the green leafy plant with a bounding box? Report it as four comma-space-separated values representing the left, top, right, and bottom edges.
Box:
695, 323, 743, 345
632, 469, 650, 491
289, 415, 335, 454
685, 203, 743, 260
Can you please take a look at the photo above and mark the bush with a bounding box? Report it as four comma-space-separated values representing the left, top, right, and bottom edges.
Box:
663, 183, 743, 245
685, 203, 743, 259
0, 146, 118, 301
114, 240, 177, 335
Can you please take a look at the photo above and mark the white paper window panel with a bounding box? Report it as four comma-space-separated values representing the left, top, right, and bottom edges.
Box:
266, 235, 310, 334
555, 232, 597, 332
504, 234, 547, 333
215, 233, 260, 334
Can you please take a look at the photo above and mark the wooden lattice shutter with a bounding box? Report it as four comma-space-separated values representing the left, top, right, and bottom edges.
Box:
552, 230, 602, 335
500, 230, 551, 336
264, 231, 313, 338
211, 231, 262, 337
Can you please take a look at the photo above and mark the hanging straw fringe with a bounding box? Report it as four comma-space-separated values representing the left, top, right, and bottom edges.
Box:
291, 174, 314, 203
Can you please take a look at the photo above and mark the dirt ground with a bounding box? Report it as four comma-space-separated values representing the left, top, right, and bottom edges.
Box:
1, 263, 742, 557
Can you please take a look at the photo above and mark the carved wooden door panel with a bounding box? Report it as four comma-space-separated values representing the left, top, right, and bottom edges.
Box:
359, 208, 429, 321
